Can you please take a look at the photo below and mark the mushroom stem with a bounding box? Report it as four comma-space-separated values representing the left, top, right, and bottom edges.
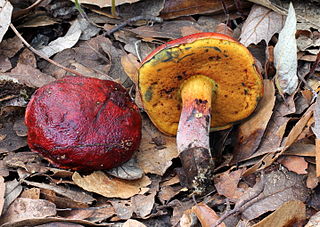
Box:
177, 75, 217, 192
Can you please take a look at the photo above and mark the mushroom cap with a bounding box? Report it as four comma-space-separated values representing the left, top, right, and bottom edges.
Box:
25, 76, 142, 171
138, 32, 263, 136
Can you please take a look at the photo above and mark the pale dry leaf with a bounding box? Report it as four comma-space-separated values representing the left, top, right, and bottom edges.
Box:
72, 171, 151, 199
72, 0, 140, 8
131, 190, 156, 218
252, 200, 305, 227
0, 0, 13, 42
110, 199, 134, 219
0, 176, 4, 214
123, 219, 147, 227
305, 211, 320, 227
37, 19, 82, 58
306, 165, 319, 189
240, 5, 284, 47
274, 3, 298, 95
137, 115, 178, 175
279, 156, 308, 174
0, 198, 56, 225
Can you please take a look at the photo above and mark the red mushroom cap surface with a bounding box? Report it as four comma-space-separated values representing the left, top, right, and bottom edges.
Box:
25, 76, 142, 171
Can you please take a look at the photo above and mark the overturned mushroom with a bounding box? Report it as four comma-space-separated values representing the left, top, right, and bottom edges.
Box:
25, 76, 142, 171
138, 32, 263, 192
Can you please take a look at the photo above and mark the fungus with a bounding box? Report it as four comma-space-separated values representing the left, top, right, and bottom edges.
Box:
25, 76, 142, 171
138, 32, 263, 192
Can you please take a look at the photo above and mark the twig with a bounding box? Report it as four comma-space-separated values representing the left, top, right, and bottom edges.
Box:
213, 171, 266, 227
106, 15, 163, 36
9, 23, 85, 77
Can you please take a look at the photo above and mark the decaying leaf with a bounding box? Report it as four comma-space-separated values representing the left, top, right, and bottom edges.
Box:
0, 0, 13, 42
72, 171, 151, 199
274, 3, 298, 95
3, 179, 23, 213
214, 169, 245, 201
191, 202, 226, 227
123, 219, 147, 227
252, 200, 306, 227
0, 198, 56, 225
137, 115, 178, 175
279, 156, 308, 175
23, 180, 95, 205
240, 5, 284, 46
241, 168, 309, 220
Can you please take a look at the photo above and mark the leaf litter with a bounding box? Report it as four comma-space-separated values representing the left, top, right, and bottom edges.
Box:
0, 0, 320, 226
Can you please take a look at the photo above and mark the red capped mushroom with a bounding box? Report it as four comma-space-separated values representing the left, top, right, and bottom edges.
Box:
138, 33, 263, 192
25, 76, 142, 171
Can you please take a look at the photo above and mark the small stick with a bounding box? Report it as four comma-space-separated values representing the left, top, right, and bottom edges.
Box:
106, 15, 163, 36
9, 23, 85, 77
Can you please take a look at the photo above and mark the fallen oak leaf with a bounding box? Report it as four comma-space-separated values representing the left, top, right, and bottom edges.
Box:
192, 202, 226, 227
274, 3, 298, 95
240, 5, 284, 47
72, 171, 151, 199
252, 200, 306, 227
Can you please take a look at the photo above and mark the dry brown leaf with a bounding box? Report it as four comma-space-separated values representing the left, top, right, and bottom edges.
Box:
284, 143, 315, 157
158, 185, 184, 204
9, 62, 55, 87
23, 180, 95, 205
0, 121, 28, 153
232, 80, 275, 162
18, 48, 37, 68
169, 199, 194, 226
72, 171, 151, 199
252, 200, 306, 227
279, 156, 308, 174
129, 20, 204, 40
240, 5, 284, 46
110, 199, 134, 220
191, 202, 226, 227
60, 205, 115, 222
0, 176, 4, 214
3, 179, 23, 213
0, 198, 56, 225
160, 0, 245, 19
132, 190, 156, 218
306, 165, 319, 189
137, 115, 178, 175
241, 168, 309, 220
214, 169, 245, 200
0, 36, 23, 58
244, 103, 314, 175
20, 188, 40, 200
41, 189, 89, 209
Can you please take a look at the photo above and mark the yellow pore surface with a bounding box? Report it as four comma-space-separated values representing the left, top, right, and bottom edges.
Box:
139, 38, 263, 136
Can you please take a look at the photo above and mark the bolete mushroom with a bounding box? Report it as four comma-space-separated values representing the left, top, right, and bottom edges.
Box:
138, 32, 263, 192
25, 76, 142, 171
